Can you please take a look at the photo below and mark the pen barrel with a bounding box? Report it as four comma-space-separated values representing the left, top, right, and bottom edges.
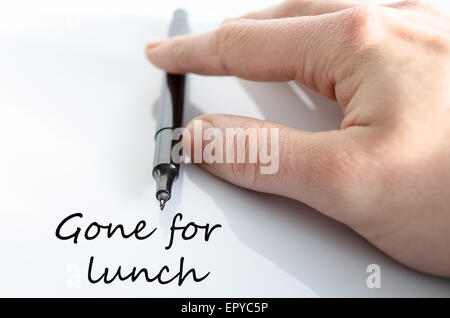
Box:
155, 73, 185, 133
152, 9, 189, 201
154, 8, 189, 136
153, 73, 185, 169
169, 9, 190, 37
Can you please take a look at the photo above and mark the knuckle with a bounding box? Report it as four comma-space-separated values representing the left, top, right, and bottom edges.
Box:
278, 0, 308, 16
217, 22, 241, 44
398, 0, 424, 10
229, 121, 266, 187
215, 22, 247, 73
426, 33, 450, 54
230, 161, 260, 188
340, 5, 385, 45
172, 39, 190, 67
389, 0, 439, 15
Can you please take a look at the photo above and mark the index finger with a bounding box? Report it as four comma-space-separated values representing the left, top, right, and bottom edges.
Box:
145, 8, 367, 94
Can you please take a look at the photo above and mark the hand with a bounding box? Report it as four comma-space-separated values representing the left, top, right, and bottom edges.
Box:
146, 0, 450, 277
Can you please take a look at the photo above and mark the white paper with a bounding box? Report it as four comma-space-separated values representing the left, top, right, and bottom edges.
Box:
0, 1, 449, 297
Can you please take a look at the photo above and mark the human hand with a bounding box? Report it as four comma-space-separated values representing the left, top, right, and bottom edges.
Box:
146, 0, 450, 277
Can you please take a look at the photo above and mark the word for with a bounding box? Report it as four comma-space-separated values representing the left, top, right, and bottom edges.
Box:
165, 213, 221, 250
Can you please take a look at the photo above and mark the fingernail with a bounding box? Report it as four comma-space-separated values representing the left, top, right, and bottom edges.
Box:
146, 38, 167, 51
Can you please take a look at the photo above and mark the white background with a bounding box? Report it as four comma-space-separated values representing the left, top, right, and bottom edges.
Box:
0, 0, 449, 297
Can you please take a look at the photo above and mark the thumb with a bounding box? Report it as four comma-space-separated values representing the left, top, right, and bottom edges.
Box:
184, 114, 367, 223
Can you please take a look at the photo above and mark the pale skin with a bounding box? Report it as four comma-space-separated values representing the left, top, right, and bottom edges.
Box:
146, 0, 450, 277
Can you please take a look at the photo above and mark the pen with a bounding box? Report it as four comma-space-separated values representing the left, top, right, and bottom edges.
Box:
152, 9, 190, 211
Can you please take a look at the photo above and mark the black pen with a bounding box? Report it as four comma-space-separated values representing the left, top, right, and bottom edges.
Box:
152, 9, 189, 211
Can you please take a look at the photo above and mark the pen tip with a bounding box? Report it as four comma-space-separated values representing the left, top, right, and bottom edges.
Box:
159, 199, 166, 211
156, 191, 170, 212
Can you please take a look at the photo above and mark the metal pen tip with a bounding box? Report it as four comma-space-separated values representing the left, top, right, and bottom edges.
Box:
159, 199, 166, 211
156, 191, 170, 212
